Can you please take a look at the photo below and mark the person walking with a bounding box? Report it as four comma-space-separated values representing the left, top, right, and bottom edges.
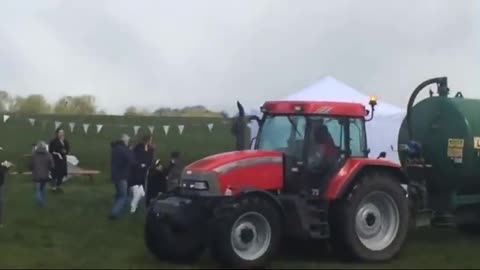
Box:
0, 151, 13, 227
49, 128, 70, 192
29, 141, 55, 207
128, 134, 154, 213
110, 134, 143, 220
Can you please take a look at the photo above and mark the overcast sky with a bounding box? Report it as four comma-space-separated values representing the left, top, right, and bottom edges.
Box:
0, 0, 478, 115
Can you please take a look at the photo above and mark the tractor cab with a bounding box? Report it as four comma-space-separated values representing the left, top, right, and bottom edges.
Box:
251, 99, 377, 194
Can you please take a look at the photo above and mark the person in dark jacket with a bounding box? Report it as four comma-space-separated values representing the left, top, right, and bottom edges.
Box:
109, 134, 143, 220
128, 134, 154, 189
145, 158, 168, 208
166, 151, 185, 191
29, 141, 55, 207
49, 128, 70, 191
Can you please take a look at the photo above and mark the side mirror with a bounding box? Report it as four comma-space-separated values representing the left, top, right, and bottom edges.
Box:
377, 151, 387, 159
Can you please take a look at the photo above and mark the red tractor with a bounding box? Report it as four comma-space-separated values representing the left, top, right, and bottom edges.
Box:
145, 99, 410, 268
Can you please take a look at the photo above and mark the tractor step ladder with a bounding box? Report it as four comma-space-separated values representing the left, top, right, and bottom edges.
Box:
305, 197, 330, 239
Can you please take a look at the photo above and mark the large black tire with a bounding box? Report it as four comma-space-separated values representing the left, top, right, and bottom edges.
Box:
455, 206, 480, 234
457, 223, 480, 233
144, 210, 207, 263
330, 171, 410, 262
210, 195, 282, 269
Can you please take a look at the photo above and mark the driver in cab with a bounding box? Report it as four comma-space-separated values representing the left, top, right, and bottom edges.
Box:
307, 123, 338, 173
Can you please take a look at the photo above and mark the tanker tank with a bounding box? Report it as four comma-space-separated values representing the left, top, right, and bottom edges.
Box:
398, 77, 480, 227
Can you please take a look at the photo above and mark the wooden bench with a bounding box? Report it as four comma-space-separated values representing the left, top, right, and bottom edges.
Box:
18, 169, 101, 184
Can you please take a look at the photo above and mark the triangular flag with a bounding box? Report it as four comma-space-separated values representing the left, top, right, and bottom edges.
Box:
148, 125, 155, 134
28, 118, 36, 126
54, 121, 62, 130
133, 126, 140, 135
96, 124, 103, 134
178, 125, 184, 135
163, 125, 170, 135
3, 115, 10, 123
207, 123, 214, 132
83, 123, 90, 134
69, 122, 75, 133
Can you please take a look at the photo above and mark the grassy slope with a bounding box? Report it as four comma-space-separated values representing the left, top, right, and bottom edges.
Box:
1, 175, 480, 269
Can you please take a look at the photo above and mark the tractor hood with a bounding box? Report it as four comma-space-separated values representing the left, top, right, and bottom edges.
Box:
182, 150, 284, 195
187, 150, 283, 172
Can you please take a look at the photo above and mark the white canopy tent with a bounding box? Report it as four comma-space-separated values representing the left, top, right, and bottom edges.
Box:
247, 76, 406, 164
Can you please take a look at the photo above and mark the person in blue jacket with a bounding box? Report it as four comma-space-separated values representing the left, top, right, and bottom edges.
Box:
109, 134, 144, 220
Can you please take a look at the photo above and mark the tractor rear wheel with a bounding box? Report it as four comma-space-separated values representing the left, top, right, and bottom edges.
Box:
330, 172, 409, 262
210, 195, 282, 269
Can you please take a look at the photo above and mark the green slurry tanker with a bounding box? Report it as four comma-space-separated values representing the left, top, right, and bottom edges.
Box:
144, 76, 480, 268
399, 77, 480, 230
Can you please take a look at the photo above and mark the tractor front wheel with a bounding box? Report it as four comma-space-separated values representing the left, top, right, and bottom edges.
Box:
331, 172, 410, 262
144, 205, 207, 263
210, 196, 282, 269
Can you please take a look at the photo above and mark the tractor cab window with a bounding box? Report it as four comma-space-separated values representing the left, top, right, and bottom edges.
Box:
308, 117, 343, 149
349, 118, 366, 157
256, 115, 306, 159
307, 116, 367, 161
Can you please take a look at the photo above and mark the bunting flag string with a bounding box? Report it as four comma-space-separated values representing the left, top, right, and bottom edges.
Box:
69, 122, 76, 133
83, 123, 90, 134
207, 123, 214, 132
2, 114, 225, 136
54, 121, 62, 130
178, 125, 184, 135
148, 125, 155, 134
163, 125, 170, 135
133, 126, 140, 135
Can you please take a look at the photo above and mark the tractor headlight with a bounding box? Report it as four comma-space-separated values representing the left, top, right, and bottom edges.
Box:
181, 180, 209, 191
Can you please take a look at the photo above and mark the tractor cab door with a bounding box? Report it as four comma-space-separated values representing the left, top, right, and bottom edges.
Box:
301, 116, 367, 195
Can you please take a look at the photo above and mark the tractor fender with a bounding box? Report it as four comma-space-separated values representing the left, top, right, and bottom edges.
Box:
324, 158, 408, 200
235, 188, 286, 225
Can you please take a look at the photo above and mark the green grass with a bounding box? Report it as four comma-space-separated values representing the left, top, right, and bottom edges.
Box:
1, 175, 480, 269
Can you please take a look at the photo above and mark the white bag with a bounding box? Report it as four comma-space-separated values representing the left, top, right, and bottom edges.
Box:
130, 185, 145, 213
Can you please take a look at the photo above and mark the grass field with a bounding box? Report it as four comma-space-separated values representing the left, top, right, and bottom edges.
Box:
2, 113, 480, 269
1, 174, 480, 269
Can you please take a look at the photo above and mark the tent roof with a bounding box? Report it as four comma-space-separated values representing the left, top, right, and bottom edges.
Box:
280, 76, 404, 116
248, 76, 404, 116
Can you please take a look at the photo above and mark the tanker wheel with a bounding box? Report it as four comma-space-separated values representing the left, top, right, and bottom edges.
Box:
330, 172, 410, 262
144, 211, 207, 263
210, 195, 282, 269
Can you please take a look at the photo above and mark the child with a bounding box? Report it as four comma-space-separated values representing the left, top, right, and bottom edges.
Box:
145, 159, 168, 208
29, 141, 54, 207
0, 159, 13, 228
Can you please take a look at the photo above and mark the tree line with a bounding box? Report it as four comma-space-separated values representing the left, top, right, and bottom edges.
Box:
0, 91, 227, 117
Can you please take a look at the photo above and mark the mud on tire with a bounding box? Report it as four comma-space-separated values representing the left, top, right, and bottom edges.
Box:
210, 195, 282, 269
330, 171, 409, 262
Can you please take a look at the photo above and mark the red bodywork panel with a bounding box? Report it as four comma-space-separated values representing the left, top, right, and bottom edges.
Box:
186, 150, 284, 195
263, 100, 367, 117
324, 157, 402, 200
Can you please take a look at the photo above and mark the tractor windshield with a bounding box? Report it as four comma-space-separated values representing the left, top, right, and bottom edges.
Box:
256, 115, 306, 159
256, 114, 367, 159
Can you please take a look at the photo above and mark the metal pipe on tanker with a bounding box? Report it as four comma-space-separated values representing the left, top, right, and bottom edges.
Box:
406, 77, 449, 141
